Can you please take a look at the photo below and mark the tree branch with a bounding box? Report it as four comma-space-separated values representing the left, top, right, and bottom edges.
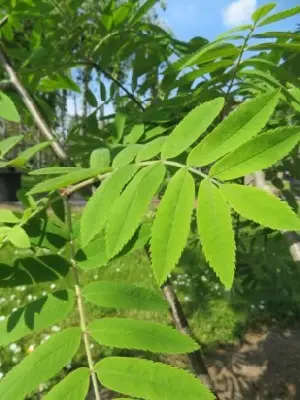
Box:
86, 59, 145, 111
0, 43, 68, 161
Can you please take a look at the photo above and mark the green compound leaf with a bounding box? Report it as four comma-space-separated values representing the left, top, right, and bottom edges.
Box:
198, 179, 235, 289
8, 141, 51, 168
136, 136, 167, 162
125, 123, 144, 144
220, 184, 300, 231
0, 92, 20, 122
82, 281, 167, 312
90, 148, 110, 168
29, 167, 108, 194
210, 127, 300, 180
30, 167, 82, 175
106, 164, 166, 258
0, 290, 75, 348
0, 209, 20, 224
258, 6, 300, 27
0, 135, 23, 158
252, 3, 276, 23
188, 90, 280, 167
81, 165, 137, 247
89, 318, 199, 354
0, 327, 81, 400
96, 357, 215, 400
112, 144, 142, 167
151, 168, 194, 285
7, 226, 31, 249
162, 98, 224, 159
43, 368, 90, 400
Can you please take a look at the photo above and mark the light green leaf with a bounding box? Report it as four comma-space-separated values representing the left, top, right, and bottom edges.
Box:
0, 92, 20, 122
252, 3, 276, 23
0, 290, 74, 348
125, 123, 144, 144
136, 137, 166, 162
151, 169, 194, 285
37, 74, 81, 93
78, 238, 108, 270
90, 148, 110, 168
162, 98, 224, 159
220, 184, 300, 231
89, 318, 199, 353
114, 112, 126, 142
29, 168, 108, 194
112, 145, 141, 168
187, 90, 280, 167
7, 226, 31, 249
8, 141, 51, 167
106, 164, 166, 258
0, 327, 81, 400
0, 209, 20, 224
258, 6, 300, 27
30, 167, 82, 175
82, 281, 167, 312
0, 135, 23, 158
81, 165, 137, 247
130, 0, 157, 25
96, 357, 214, 400
198, 179, 235, 289
248, 42, 300, 53
43, 368, 90, 400
252, 32, 300, 40
145, 126, 168, 140
210, 127, 300, 180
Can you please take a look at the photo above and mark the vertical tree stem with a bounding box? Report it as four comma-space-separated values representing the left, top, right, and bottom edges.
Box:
63, 197, 101, 400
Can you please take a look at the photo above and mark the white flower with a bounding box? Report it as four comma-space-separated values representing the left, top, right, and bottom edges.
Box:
0, 316, 5, 322
0, 372, 4, 380
116, 268, 120, 272
0, 298, 6, 304
90, 343, 95, 349
9, 343, 18, 352
42, 291, 47, 296
51, 325, 61, 333
12, 356, 18, 363
50, 283, 56, 290
214, 284, 220, 291
12, 308, 17, 312
27, 294, 33, 301
94, 274, 98, 280
9, 294, 16, 301
184, 296, 191, 302
201, 276, 207, 282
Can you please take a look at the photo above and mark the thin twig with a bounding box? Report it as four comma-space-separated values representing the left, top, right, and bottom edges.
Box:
87, 60, 145, 111
0, 43, 68, 161
63, 198, 101, 400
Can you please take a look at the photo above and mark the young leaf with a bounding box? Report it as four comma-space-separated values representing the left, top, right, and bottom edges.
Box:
198, 179, 235, 289
7, 226, 31, 249
162, 98, 224, 159
82, 281, 167, 312
81, 165, 137, 247
0, 327, 81, 400
43, 368, 90, 400
258, 6, 300, 27
187, 90, 280, 167
136, 136, 166, 162
125, 123, 144, 144
210, 127, 300, 180
252, 3, 276, 23
0, 135, 23, 158
8, 141, 51, 167
0, 92, 20, 122
30, 167, 82, 175
112, 145, 141, 167
89, 318, 199, 354
106, 164, 166, 258
114, 112, 126, 142
29, 167, 108, 194
220, 184, 300, 231
151, 168, 194, 285
37, 74, 81, 93
0, 209, 20, 224
90, 148, 110, 168
0, 290, 74, 348
96, 357, 214, 400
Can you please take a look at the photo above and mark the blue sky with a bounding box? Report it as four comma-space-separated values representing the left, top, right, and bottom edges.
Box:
157, 0, 299, 41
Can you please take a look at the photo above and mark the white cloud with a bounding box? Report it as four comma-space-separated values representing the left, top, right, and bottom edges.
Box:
222, 0, 257, 27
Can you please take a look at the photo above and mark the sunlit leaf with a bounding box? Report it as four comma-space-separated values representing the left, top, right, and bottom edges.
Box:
0, 92, 20, 122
